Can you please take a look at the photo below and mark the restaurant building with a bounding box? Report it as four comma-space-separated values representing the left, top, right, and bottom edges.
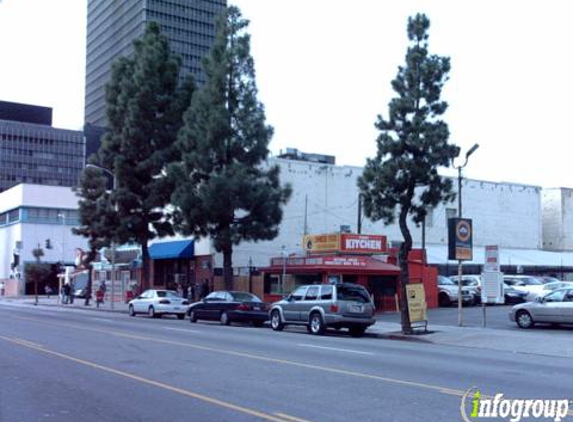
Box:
260, 233, 438, 312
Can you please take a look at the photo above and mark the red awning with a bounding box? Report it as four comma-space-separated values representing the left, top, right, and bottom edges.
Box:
261, 254, 401, 275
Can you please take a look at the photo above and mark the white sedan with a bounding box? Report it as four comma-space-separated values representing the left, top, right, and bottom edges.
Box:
128, 289, 190, 319
525, 281, 573, 302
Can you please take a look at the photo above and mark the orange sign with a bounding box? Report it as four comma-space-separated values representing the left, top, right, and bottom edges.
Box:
303, 234, 340, 253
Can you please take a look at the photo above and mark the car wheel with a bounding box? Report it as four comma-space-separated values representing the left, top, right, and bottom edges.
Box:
128, 305, 136, 317
309, 312, 325, 335
177, 314, 185, 320
270, 310, 284, 331
516, 310, 535, 329
189, 310, 198, 323
148, 306, 158, 318
438, 292, 451, 307
349, 326, 366, 338
220, 311, 231, 326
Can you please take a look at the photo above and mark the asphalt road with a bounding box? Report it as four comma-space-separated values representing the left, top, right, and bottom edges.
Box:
0, 304, 572, 422
377, 303, 573, 332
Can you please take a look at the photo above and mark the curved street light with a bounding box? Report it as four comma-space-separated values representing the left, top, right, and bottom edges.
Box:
453, 143, 479, 327
84, 163, 118, 309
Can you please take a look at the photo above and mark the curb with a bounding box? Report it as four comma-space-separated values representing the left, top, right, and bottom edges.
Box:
369, 331, 435, 344
8, 300, 128, 314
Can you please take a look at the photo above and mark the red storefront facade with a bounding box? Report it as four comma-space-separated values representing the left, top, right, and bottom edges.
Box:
261, 234, 439, 312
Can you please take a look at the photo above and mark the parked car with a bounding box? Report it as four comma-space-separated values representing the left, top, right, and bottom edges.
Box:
503, 283, 528, 304
503, 275, 545, 298
128, 289, 190, 319
187, 291, 269, 327
269, 283, 376, 337
540, 276, 561, 284
525, 281, 573, 302
449, 275, 482, 304
509, 288, 573, 328
437, 275, 474, 307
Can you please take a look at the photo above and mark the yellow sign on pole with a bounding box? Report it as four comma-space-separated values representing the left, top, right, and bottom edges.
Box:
406, 283, 427, 323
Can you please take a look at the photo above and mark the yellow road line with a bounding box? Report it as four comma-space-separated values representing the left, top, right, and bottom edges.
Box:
13, 315, 567, 407
10, 316, 472, 396
275, 412, 316, 422
0, 334, 306, 422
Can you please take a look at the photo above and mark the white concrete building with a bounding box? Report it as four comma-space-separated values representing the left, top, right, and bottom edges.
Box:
0, 184, 88, 294
219, 156, 573, 271
542, 188, 573, 251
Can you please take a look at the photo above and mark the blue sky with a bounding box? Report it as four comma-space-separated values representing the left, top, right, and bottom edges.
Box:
1, 0, 571, 188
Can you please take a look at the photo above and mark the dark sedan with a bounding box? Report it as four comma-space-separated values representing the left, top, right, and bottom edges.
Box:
187, 291, 269, 327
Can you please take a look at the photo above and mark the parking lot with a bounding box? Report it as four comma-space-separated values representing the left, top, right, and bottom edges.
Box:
376, 304, 573, 333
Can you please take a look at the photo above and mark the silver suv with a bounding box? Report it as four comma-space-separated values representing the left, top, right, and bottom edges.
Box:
269, 283, 376, 337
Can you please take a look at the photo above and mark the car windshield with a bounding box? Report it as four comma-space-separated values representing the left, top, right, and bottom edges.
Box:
520, 277, 543, 286
156, 290, 181, 298
438, 276, 455, 286
231, 292, 261, 302
337, 285, 371, 303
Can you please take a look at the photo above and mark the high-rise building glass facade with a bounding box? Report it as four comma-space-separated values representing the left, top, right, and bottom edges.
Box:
0, 117, 84, 193
85, 0, 227, 127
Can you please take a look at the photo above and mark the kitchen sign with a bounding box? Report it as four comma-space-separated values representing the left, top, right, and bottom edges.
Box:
303, 233, 387, 254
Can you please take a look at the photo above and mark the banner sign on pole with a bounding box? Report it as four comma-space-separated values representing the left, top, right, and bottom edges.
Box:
448, 218, 473, 261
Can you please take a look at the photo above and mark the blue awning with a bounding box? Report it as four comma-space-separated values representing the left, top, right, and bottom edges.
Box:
149, 240, 194, 260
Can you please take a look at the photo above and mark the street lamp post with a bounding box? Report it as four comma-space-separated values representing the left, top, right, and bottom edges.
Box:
57, 212, 66, 305
281, 246, 287, 296
453, 143, 479, 327
86, 163, 117, 310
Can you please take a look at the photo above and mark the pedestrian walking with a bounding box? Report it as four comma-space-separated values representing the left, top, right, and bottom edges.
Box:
44, 285, 52, 298
0, 281, 5, 296
96, 281, 106, 308
62, 283, 71, 304
69, 281, 75, 304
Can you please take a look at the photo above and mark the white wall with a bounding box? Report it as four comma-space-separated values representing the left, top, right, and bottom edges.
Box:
216, 158, 544, 268
542, 189, 563, 250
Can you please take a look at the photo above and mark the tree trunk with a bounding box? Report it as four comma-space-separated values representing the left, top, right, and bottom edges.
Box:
84, 263, 92, 306
223, 243, 233, 291
398, 205, 413, 335
141, 242, 150, 292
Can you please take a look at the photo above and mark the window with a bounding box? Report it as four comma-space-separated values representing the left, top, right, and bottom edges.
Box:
304, 286, 319, 301
446, 208, 457, 224
425, 208, 434, 228
320, 285, 333, 300
204, 292, 219, 301
544, 290, 566, 302
337, 285, 371, 303
291, 286, 307, 301
231, 292, 260, 302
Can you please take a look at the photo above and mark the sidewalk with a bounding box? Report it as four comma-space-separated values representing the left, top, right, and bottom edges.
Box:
1, 296, 570, 359
0, 295, 129, 313
368, 321, 573, 359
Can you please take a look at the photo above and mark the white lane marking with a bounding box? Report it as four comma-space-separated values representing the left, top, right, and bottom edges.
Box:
90, 318, 115, 323
164, 327, 201, 334
297, 343, 374, 356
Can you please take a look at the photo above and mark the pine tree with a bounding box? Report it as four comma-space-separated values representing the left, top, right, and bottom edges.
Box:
357, 14, 459, 334
170, 6, 292, 290
94, 22, 195, 290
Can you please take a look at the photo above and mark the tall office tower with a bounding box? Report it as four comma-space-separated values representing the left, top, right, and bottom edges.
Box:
84, 0, 227, 128
0, 101, 84, 193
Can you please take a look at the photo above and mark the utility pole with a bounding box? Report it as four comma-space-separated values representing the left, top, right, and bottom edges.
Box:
357, 194, 362, 234
303, 194, 308, 236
